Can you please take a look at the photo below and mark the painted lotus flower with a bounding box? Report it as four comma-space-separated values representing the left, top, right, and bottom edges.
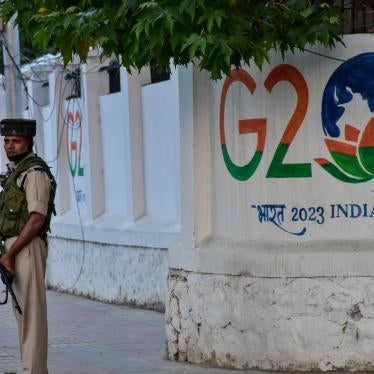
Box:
315, 118, 374, 183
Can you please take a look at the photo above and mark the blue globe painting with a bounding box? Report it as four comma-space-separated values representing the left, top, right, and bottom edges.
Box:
315, 53, 374, 183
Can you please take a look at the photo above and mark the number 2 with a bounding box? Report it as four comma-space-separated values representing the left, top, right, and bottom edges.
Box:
264, 65, 311, 178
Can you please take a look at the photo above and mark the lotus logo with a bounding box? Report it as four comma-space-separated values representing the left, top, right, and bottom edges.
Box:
315, 53, 374, 183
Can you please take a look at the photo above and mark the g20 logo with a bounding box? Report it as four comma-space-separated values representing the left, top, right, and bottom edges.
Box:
220, 54, 374, 183
67, 109, 84, 177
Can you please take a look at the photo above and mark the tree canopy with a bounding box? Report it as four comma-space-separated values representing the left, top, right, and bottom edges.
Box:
0, 0, 344, 79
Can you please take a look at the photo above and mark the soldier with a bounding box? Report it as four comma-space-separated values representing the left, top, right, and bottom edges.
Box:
0, 118, 56, 374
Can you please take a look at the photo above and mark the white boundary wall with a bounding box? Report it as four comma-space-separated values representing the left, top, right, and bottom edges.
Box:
0, 52, 182, 310
1, 35, 374, 369
167, 35, 374, 370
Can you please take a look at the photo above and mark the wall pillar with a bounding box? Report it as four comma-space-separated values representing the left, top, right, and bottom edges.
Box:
166, 35, 374, 371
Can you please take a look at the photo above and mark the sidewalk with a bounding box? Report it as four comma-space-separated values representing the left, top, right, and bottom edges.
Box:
0, 290, 254, 374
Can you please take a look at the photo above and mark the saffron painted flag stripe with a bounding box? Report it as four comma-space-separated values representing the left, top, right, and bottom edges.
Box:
359, 117, 374, 147
344, 124, 360, 142
325, 138, 356, 156
314, 158, 330, 166
238, 119, 267, 152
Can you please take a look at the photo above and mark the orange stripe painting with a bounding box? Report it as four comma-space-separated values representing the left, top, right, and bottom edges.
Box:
238, 119, 267, 152
219, 69, 257, 145
314, 158, 330, 166
344, 124, 360, 142
324, 139, 357, 156
359, 117, 374, 147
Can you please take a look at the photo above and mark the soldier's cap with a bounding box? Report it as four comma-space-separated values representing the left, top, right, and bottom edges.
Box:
0, 118, 36, 137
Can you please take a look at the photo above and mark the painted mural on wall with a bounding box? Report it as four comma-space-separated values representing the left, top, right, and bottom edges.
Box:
218, 50, 374, 239
67, 109, 84, 178
318, 53, 374, 183
65, 100, 88, 215
220, 64, 310, 181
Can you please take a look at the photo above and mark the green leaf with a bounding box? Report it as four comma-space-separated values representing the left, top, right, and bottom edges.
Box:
139, 2, 158, 10
65, 6, 81, 14
0, 0, 344, 80
44, 11, 62, 19
95, 36, 110, 45
319, 31, 330, 46
198, 9, 226, 33
181, 33, 199, 52
164, 13, 175, 34
33, 29, 51, 47
300, 7, 314, 18
180, 0, 196, 19
329, 16, 340, 25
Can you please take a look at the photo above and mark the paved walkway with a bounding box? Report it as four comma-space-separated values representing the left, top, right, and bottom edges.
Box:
0, 290, 254, 374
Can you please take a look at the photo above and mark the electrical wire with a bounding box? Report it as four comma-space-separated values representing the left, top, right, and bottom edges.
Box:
68, 156, 87, 290
45, 74, 71, 165
1, 33, 44, 108
303, 48, 346, 62
302, 47, 374, 68
1, 31, 87, 289
55, 72, 87, 290
0, 33, 62, 123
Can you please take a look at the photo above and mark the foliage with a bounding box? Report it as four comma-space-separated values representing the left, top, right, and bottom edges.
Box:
0, 0, 344, 79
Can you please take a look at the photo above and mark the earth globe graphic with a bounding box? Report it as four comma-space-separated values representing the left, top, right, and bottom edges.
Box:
316, 53, 374, 183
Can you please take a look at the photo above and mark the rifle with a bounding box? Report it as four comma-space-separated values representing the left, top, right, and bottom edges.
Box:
0, 264, 22, 315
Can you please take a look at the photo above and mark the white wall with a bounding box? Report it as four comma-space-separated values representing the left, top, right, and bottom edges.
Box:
47, 237, 167, 311
100, 89, 128, 219
170, 34, 374, 277
142, 68, 180, 222
0, 53, 182, 308
4, 34, 374, 370
167, 34, 374, 370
